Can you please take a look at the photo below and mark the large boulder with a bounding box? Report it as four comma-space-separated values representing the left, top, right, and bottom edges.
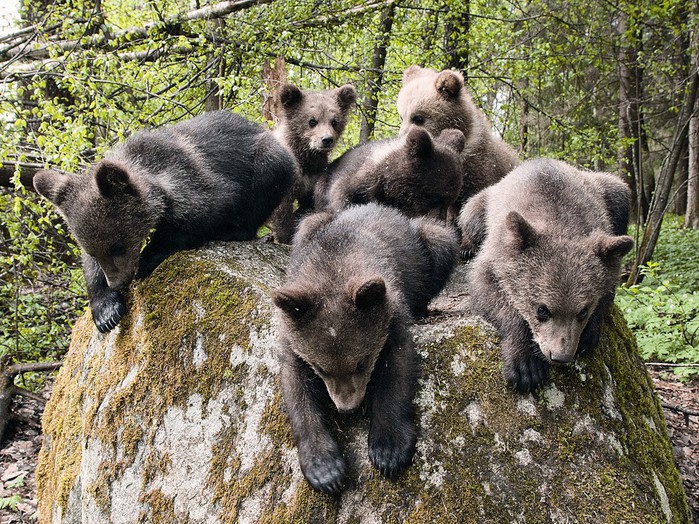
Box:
37, 241, 690, 523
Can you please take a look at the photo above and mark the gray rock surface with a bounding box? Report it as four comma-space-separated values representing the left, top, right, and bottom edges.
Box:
37, 241, 690, 523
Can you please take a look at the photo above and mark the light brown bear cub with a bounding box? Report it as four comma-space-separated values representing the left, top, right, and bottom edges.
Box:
397, 65, 519, 210
268, 83, 356, 243
460, 158, 633, 392
272, 203, 458, 493
318, 127, 465, 221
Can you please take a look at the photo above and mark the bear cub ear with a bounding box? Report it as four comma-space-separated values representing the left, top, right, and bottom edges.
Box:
349, 276, 386, 309
435, 70, 464, 98
335, 84, 357, 111
278, 84, 304, 109
406, 128, 433, 157
94, 161, 135, 198
590, 233, 634, 264
402, 65, 424, 85
271, 287, 317, 321
505, 211, 538, 252
33, 169, 73, 206
438, 129, 466, 154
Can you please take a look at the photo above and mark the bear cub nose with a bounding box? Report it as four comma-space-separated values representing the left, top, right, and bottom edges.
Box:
321, 136, 334, 147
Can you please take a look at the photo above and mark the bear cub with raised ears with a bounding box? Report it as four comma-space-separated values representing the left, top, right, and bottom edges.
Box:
317, 127, 465, 222
459, 158, 633, 392
271, 203, 458, 493
397, 65, 520, 208
34, 111, 294, 334
268, 83, 356, 244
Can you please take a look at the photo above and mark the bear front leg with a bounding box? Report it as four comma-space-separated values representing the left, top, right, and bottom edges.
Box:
577, 291, 615, 356
367, 322, 419, 478
280, 344, 346, 494
457, 190, 488, 259
267, 190, 295, 244
500, 319, 551, 393
135, 233, 179, 281
83, 254, 127, 333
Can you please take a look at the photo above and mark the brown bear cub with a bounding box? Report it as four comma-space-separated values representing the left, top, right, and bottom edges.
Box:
460, 158, 633, 392
271, 203, 458, 493
34, 111, 295, 333
317, 127, 465, 221
397, 65, 520, 209
268, 83, 357, 243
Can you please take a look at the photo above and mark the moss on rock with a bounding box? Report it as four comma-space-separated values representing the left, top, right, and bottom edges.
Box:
37, 242, 690, 523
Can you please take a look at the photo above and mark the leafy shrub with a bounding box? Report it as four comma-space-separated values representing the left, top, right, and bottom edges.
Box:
616, 261, 699, 379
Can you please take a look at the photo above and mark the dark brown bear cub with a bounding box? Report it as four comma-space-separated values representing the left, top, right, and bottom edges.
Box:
34, 111, 294, 333
271, 203, 458, 493
460, 158, 633, 392
268, 83, 356, 243
318, 127, 465, 221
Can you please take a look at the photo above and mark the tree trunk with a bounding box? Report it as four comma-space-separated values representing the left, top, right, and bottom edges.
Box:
443, 0, 470, 79
359, 3, 395, 143
684, 2, 699, 229
685, 93, 699, 228
627, 67, 699, 285
261, 57, 287, 125
617, 10, 648, 224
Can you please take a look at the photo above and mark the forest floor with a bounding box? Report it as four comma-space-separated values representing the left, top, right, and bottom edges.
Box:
0, 372, 697, 523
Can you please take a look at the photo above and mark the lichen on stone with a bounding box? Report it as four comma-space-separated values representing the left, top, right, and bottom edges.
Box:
36, 246, 691, 523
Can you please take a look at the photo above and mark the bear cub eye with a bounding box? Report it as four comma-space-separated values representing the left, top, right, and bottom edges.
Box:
576, 307, 589, 321
536, 305, 551, 322
308, 118, 318, 128
109, 244, 126, 257
411, 114, 426, 125
354, 358, 368, 375
331, 118, 338, 129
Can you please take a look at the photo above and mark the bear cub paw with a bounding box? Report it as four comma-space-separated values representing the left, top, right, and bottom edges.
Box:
368, 421, 417, 478
91, 291, 127, 334
504, 354, 551, 393
298, 447, 346, 494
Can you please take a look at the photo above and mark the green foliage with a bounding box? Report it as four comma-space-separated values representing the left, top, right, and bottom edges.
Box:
617, 261, 699, 380
0, 494, 22, 511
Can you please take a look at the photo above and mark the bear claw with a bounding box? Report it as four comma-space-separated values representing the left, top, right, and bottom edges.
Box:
505, 355, 550, 393
91, 292, 127, 333
368, 425, 417, 478
300, 452, 346, 494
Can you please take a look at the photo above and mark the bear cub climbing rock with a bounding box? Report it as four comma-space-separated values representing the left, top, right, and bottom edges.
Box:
34, 111, 294, 333
271, 203, 458, 493
460, 158, 633, 392
318, 127, 465, 221
268, 83, 356, 243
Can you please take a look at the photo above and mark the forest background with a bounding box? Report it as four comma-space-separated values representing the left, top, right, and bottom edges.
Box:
0, 0, 698, 396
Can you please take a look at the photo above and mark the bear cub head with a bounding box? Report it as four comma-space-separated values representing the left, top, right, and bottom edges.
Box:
501, 211, 633, 364
34, 161, 160, 290
276, 83, 356, 157
396, 65, 471, 139
272, 274, 392, 413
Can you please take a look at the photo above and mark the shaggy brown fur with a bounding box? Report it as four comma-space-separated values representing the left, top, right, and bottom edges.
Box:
397, 66, 519, 207
317, 127, 465, 221
461, 158, 633, 392
268, 83, 356, 243
34, 111, 294, 333
272, 203, 458, 493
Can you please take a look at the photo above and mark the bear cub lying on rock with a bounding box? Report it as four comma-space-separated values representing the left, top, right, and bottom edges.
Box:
272, 203, 458, 493
34, 111, 295, 333
318, 127, 465, 221
459, 158, 633, 392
